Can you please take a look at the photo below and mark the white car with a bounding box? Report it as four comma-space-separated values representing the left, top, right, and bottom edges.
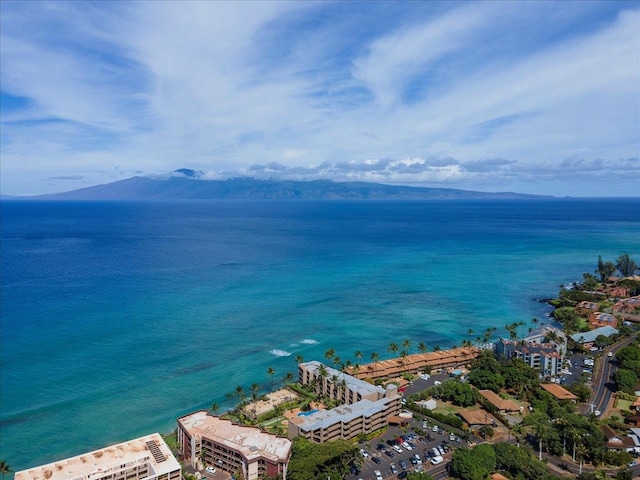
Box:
430, 455, 443, 465
374, 471, 383, 480
402, 441, 413, 451
420, 373, 431, 380
360, 448, 368, 458
608, 352, 613, 357
205, 467, 217, 475
432, 425, 438, 432
392, 445, 403, 454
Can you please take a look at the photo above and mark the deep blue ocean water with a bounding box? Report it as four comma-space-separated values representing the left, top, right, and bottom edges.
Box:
1, 198, 639, 470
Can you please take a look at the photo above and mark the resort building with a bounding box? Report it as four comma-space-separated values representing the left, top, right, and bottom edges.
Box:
291, 361, 402, 443
298, 361, 386, 404
14, 433, 180, 480
495, 339, 563, 377
347, 346, 479, 381
177, 411, 292, 480
522, 325, 567, 356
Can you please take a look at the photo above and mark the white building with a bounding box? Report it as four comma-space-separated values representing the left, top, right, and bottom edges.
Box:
14, 433, 180, 480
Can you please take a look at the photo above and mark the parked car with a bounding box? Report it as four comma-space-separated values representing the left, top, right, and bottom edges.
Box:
374, 470, 383, 480
372, 456, 382, 465
205, 467, 217, 474
390, 464, 398, 474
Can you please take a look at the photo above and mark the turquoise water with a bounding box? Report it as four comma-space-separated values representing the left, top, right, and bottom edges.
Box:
1, 198, 639, 470
297, 410, 319, 417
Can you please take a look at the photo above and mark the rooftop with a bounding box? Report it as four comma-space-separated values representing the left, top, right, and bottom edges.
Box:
178, 411, 291, 462
14, 433, 179, 480
457, 409, 494, 426
540, 383, 578, 401
570, 326, 619, 343
478, 390, 521, 412
293, 396, 396, 432
301, 361, 385, 397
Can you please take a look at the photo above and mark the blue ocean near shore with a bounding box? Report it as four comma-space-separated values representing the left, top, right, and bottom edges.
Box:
1, 198, 639, 470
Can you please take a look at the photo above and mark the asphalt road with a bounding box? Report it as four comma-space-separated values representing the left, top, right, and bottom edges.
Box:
584, 332, 638, 416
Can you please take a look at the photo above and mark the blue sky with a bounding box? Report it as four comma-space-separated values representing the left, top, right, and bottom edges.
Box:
1, 1, 638, 196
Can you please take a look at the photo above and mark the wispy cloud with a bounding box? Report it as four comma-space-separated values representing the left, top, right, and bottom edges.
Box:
1, 1, 638, 196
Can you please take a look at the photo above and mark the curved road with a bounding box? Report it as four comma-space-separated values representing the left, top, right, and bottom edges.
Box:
585, 332, 638, 416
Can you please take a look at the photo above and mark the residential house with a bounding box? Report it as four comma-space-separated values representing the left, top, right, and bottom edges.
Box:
589, 312, 617, 329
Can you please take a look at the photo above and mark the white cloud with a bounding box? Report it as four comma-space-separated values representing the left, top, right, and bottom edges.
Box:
0, 1, 638, 196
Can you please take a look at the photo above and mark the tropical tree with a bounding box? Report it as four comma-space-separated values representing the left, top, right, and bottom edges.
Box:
294, 354, 304, 365
324, 347, 336, 363
417, 342, 428, 353
0, 460, 12, 480
370, 351, 379, 377
402, 338, 411, 353
267, 367, 276, 391
210, 402, 220, 414
283, 371, 294, 384
388, 342, 399, 356
616, 254, 638, 277
354, 350, 362, 362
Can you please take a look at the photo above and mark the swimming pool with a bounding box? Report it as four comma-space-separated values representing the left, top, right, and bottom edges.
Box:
297, 409, 319, 417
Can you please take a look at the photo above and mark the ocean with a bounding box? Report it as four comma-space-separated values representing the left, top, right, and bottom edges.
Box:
1, 198, 639, 470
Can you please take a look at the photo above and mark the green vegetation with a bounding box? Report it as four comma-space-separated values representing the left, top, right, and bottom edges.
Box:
614, 344, 640, 394
450, 444, 496, 480
287, 437, 360, 480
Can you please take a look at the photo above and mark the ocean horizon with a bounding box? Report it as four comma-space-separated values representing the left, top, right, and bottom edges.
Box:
1, 198, 639, 471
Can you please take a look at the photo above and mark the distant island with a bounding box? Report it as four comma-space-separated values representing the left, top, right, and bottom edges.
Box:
5, 169, 552, 201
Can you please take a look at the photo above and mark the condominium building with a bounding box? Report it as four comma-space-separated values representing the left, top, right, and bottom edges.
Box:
287, 389, 400, 443
14, 433, 180, 480
298, 361, 386, 404
291, 361, 401, 442
177, 411, 291, 480
495, 339, 562, 377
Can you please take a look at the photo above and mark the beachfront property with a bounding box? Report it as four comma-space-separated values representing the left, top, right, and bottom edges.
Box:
290, 361, 402, 442
14, 433, 180, 480
348, 346, 480, 381
177, 411, 292, 480
495, 339, 563, 378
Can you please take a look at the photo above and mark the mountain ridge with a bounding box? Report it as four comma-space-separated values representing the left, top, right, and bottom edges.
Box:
4, 174, 553, 200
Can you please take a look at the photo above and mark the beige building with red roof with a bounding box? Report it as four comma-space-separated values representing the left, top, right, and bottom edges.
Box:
348, 347, 479, 380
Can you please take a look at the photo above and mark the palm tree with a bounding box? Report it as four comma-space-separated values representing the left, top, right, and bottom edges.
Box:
354, 350, 363, 362
324, 347, 336, 363
267, 367, 275, 391
235, 384, 245, 405
402, 338, 411, 353
210, 402, 220, 414
534, 421, 551, 461
370, 351, 379, 377
294, 354, 304, 365
417, 342, 428, 353
434, 345, 441, 352
576, 440, 589, 475
388, 342, 399, 356
283, 371, 294, 384
0, 460, 12, 480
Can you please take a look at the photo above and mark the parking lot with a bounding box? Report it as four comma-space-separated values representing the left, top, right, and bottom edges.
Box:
345, 406, 467, 480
